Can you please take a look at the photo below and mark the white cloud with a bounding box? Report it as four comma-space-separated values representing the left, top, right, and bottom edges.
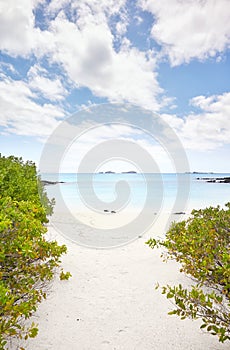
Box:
0, 62, 18, 75
116, 17, 128, 37
161, 92, 230, 150
139, 0, 230, 65
27, 64, 68, 101
0, 0, 167, 110
47, 0, 127, 29
48, 14, 162, 110
134, 15, 143, 25
0, 0, 53, 57
59, 123, 174, 173
47, 0, 70, 15
0, 74, 65, 137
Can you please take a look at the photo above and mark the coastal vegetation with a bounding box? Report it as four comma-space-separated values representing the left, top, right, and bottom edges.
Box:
0, 155, 69, 349
147, 204, 230, 343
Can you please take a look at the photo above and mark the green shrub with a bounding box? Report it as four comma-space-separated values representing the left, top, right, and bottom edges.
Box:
147, 204, 230, 343
0, 155, 69, 349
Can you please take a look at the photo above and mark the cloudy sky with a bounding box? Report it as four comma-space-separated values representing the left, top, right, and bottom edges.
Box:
0, 0, 230, 172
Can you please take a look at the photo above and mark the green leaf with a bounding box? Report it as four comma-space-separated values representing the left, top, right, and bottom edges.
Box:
0, 155, 69, 348
147, 201, 230, 343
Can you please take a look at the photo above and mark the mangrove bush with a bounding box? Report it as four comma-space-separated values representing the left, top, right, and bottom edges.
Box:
147, 204, 230, 343
0, 155, 69, 349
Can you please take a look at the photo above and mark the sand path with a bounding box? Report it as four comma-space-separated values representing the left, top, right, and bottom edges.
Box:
16, 216, 230, 350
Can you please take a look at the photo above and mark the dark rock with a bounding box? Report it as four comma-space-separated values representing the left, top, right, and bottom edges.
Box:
197, 176, 230, 184
111, 210, 116, 214
222, 177, 230, 183
104, 209, 109, 212
41, 180, 65, 186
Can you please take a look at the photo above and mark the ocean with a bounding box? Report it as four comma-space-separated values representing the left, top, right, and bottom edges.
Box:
42, 172, 230, 212
41, 173, 230, 248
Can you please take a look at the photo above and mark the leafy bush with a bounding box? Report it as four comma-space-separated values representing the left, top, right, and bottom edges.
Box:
0, 155, 69, 349
147, 204, 230, 343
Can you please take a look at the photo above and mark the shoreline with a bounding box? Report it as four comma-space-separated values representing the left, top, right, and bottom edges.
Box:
13, 212, 230, 350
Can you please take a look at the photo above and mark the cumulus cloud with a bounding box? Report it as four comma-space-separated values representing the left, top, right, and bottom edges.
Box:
46, 9, 163, 110
0, 0, 53, 57
59, 123, 173, 173
0, 0, 167, 110
161, 92, 230, 150
139, 0, 230, 65
47, 0, 126, 20
0, 74, 65, 137
1, 0, 229, 156
27, 64, 68, 101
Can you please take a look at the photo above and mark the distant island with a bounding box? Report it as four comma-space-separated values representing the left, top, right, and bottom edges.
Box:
121, 171, 137, 174
98, 171, 137, 174
185, 171, 214, 174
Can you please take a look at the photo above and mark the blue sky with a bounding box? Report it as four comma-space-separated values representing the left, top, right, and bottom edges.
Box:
0, 0, 230, 172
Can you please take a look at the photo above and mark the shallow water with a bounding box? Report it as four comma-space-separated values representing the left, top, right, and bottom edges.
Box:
41, 173, 230, 247
43, 172, 230, 213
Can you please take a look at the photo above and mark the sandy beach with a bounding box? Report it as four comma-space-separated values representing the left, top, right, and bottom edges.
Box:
9, 211, 228, 350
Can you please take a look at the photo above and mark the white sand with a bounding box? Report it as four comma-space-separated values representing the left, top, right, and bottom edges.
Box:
14, 212, 229, 350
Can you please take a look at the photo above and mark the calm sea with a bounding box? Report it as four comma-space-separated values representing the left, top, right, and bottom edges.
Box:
42, 173, 230, 214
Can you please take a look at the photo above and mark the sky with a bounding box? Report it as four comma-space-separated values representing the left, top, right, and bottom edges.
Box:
0, 0, 230, 173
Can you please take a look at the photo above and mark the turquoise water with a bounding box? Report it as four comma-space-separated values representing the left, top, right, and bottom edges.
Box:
41, 173, 230, 247
42, 173, 230, 213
